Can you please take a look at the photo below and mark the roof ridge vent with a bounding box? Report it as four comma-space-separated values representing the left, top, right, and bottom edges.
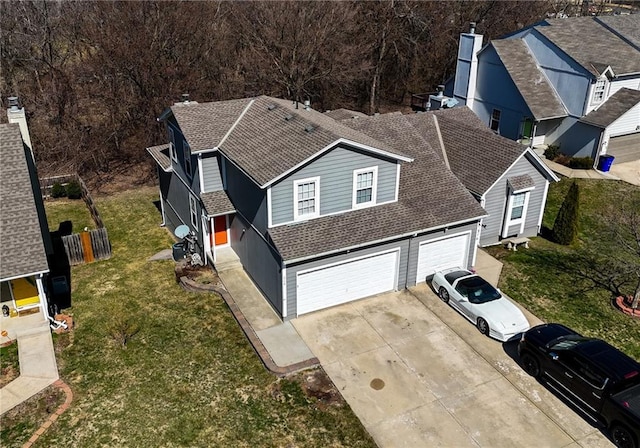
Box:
267, 104, 277, 111
284, 114, 294, 121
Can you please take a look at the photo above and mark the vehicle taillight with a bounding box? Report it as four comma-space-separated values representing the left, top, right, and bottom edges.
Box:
624, 371, 639, 379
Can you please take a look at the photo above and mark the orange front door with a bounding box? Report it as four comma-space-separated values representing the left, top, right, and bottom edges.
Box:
213, 215, 228, 246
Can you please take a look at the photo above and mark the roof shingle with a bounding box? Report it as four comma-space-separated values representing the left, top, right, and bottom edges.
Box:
580, 88, 640, 128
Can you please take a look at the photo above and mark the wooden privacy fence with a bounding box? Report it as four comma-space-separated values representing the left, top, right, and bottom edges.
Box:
61, 227, 111, 266
41, 173, 112, 265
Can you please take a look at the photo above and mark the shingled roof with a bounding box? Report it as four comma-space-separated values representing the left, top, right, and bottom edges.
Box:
491, 39, 567, 120
535, 15, 640, 76
424, 108, 529, 196
146, 144, 172, 172
0, 123, 49, 280
580, 88, 640, 128
268, 113, 487, 262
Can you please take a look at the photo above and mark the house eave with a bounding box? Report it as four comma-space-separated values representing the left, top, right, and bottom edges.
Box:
1, 269, 49, 283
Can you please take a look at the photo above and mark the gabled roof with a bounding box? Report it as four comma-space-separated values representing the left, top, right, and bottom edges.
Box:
218, 96, 412, 187
491, 39, 567, 120
200, 190, 235, 217
323, 108, 368, 120
580, 88, 640, 128
420, 108, 529, 196
270, 113, 487, 262
534, 15, 640, 76
0, 123, 49, 281
146, 144, 172, 172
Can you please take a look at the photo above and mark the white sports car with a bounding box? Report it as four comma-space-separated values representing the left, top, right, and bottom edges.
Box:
431, 268, 530, 342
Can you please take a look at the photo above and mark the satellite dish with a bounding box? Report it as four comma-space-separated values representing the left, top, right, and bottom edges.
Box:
174, 225, 190, 239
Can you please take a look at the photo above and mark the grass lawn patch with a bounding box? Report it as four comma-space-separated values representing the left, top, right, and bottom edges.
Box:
2, 186, 374, 447
0, 341, 19, 387
45, 198, 96, 234
486, 178, 640, 359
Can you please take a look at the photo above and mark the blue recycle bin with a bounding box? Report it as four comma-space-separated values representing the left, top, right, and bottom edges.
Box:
597, 155, 615, 172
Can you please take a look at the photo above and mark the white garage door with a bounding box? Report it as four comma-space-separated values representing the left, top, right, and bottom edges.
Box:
297, 249, 399, 315
416, 233, 470, 283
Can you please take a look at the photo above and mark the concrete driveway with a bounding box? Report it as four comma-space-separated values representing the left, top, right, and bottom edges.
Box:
292, 285, 613, 448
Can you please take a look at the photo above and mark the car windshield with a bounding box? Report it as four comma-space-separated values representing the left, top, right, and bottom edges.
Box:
456, 277, 501, 304
548, 335, 590, 350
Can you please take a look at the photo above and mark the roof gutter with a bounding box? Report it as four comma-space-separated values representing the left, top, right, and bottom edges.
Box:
283, 214, 488, 265
1, 269, 50, 283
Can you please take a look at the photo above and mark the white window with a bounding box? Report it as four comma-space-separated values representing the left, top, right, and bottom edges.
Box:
490, 109, 501, 132
168, 127, 177, 162
294, 177, 320, 221
352, 167, 378, 208
592, 78, 607, 104
184, 140, 192, 178
502, 190, 532, 237
189, 194, 198, 229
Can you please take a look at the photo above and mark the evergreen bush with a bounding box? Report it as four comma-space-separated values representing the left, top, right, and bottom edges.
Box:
51, 182, 67, 198
66, 180, 83, 199
552, 181, 580, 245
568, 157, 594, 169
543, 145, 561, 161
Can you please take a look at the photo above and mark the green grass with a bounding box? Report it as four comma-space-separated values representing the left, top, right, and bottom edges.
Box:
486, 178, 640, 359
1, 187, 374, 448
45, 197, 95, 233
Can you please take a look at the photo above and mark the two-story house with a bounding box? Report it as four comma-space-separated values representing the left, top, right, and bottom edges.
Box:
450, 15, 640, 165
148, 96, 489, 319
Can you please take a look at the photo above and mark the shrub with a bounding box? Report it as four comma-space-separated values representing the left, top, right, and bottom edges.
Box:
66, 180, 83, 199
51, 182, 67, 198
568, 157, 594, 169
552, 181, 580, 245
543, 145, 561, 161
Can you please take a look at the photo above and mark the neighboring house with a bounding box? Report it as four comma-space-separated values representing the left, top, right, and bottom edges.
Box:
0, 100, 54, 325
148, 96, 488, 319
450, 15, 640, 165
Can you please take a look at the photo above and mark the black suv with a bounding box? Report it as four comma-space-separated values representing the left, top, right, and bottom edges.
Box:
518, 323, 640, 448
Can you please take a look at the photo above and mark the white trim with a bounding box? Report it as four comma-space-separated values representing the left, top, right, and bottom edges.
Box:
590, 77, 609, 106
482, 148, 559, 196
490, 108, 501, 132
221, 156, 227, 189
198, 153, 205, 192
1, 270, 49, 284
189, 194, 198, 229
537, 180, 550, 229
36, 275, 49, 322
281, 266, 287, 319
394, 163, 401, 201
510, 185, 536, 194
267, 187, 273, 228
202, 213, 211, 264
159, 188, 167, 226
293, 177, 320, 221
352, 166, 378, 209
262, 138, 413, 188
168, 127, 178, 162
502, 191, 530, 237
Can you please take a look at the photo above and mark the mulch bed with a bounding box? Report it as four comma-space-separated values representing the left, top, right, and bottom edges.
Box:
613, 296, 640, 318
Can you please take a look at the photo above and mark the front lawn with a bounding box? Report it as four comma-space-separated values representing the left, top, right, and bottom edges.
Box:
1, 187, 374, 448
486, 178, 640, 359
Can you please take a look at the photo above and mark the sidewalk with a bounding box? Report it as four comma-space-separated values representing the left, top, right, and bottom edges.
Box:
544, 158, 640, 187
0, 323, 59, 415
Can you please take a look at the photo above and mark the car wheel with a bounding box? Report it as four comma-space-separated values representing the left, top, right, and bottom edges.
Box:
612, 424, 636, 448
438, 287, 449, 303
477, 318, 490, 336
520, 352, 541, 378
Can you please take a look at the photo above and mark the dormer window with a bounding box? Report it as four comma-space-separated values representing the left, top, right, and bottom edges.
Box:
353, 167, 378, 208
592, 78, 608, 104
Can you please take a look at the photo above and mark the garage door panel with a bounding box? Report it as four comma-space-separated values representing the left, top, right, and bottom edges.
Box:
297, 250, 398, 315
416, 233, 470, 283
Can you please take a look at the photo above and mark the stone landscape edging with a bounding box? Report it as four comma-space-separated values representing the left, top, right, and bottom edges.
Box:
178, 274, 320, 377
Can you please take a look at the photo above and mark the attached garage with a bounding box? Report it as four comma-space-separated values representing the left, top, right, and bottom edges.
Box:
416, 232, 470, 283
296, 249, 400, 315
607, 133, 640, 164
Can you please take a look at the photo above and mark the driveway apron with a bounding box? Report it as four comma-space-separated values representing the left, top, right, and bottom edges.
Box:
292, 287, 613, 448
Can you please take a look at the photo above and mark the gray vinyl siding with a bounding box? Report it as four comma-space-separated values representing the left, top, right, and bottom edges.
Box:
480, 154, 549, 246
553, 120, 602, 158
167, 120, 200, 194
270, 146, 399, 226
159, 169, 203, 254
283, 220, 478, 318
202, 153, 223, 192
405, 222, 478, 286
284, 238, 409, 319
522, 31, 591, 117
474, 46, 533, 141
224, 158, 268, 233
230, 213, 283, 315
